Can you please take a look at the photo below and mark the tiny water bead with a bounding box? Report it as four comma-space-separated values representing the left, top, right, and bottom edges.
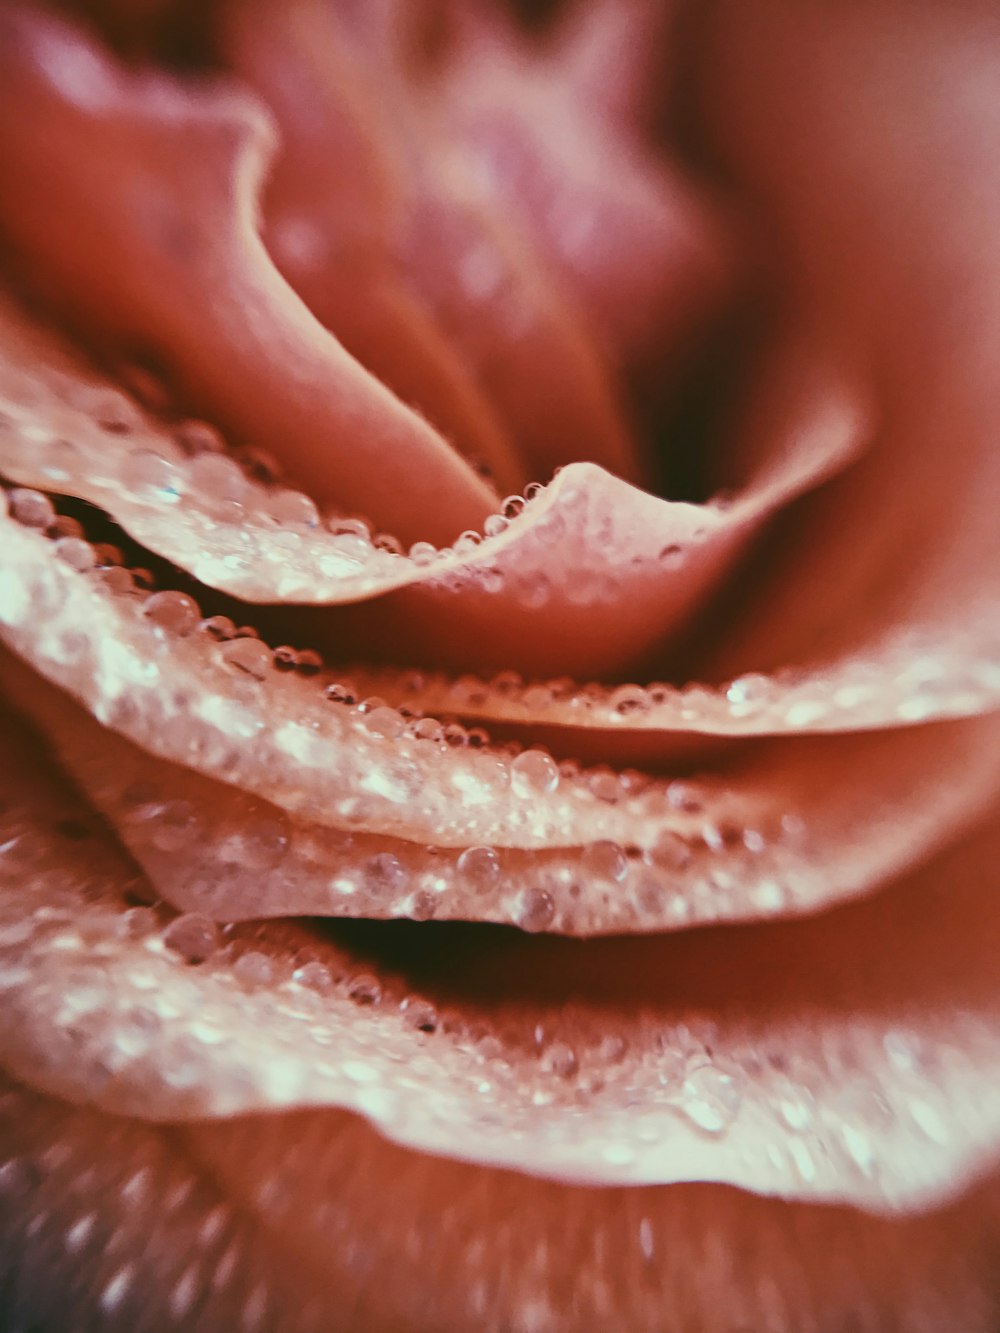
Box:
516, 887, 555, 933
232, 951, 275, 991
8, 487, 55, 528
120, 449, 184, 504
345, 973, 382, 1006
292, 960, 334, 994
457, 845, 501, 892
510, 749, 559, 797
582, 840, 629, 884
161, 913, 220, 965
264, 488, 319, 528
53, 536, 96, 572
219, 637, 272, 680
539, 1040, 578, 1079
143, 590, 200, 638
187, 452, 248, 507
400, 995, 439, 1034
680, 1063, 745, 1135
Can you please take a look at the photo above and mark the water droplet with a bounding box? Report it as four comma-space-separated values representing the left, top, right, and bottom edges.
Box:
609, 684, 650, 717
680, 1063, 743, 1134
293, 960, 334, 994
597, 1033, 628, 1064
54, 537, 96, 572
582, 840, 629, 883
539, 1040, 578, 1078
666, 781, 704, 814
411, 717, 444, 743
516, 887, 555, 933
364, 853, 406, 897
162, 914, 219, 964
98, 565, 135, 595
457, 845, 501, 893
200, 615, 237, 641
143, 590, 200, 637
217, 818, 289, 871
483, 513, 508, 538
219, 637, 272, 680
510, 750, 559, 797
649, 829, 692, 870
346, 973, 382, 1006
272, 645, 298, 672
588, 769, 622, 804
400, 996, 438, 1033
189, 453, 248, 507
265, 489, 319, 528
324, 681, 356, 706
726, 673, 771, 708
363, 706, 405, 739
121, 449, 184, 503
9, 488, 54, 528
232, 951, 275, 991
408, 541, 438, 566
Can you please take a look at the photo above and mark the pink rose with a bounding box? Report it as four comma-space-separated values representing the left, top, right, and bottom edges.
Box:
0, 1, 998, 1328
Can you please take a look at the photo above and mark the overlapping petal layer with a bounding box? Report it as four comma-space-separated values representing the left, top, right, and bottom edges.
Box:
0, 2, 999, 1327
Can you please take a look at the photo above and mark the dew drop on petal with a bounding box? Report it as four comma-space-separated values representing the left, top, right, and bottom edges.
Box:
582, 840, 629, 883
400, 995, 438, 1033
346, 973, 382, 1006
232, 951, 275, 991
199, 615, 237, 641
293, 961, 334, 994
188, 451, 248, 503
54, 537, 96, 572
265, 488, 319, 528
539, 1040, 578, 1078
510, 750, 559, 797
161, 914, 219, 965
121, 449, 184, 504
219, 637, 272, 680
680, 1063, 744, 1134
457, 845, 501, 893
649, 829, 692, 870
516, 887, 555, 933
9, 488, 55, 528
143, 590, 200, 637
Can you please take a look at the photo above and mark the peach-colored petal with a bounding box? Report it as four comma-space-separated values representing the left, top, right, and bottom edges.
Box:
0, 291, 867, 677
3, 700, 1000, 1211
432, 0, 730, 375
7, 649, 999, 936
686, 0, 1000, 691
221, 0, 643, 485
4, 1074, 999, 1331
0, 4, 495, 545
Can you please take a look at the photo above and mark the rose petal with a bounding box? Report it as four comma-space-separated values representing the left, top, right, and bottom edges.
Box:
221, 0, 642, 488
685, 0, 1000, 694
0, 291, 865, 676
2, 1073, 999, 1332
2, 699, 1000, 1211
7, 648, 999, 935
0, 3, 495, 545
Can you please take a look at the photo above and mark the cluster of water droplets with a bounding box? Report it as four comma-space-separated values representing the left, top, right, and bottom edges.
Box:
0, 382, 568, 604
0, 479, 851, 934
341, 633, 1000, 738
3, 796, 993, 1208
